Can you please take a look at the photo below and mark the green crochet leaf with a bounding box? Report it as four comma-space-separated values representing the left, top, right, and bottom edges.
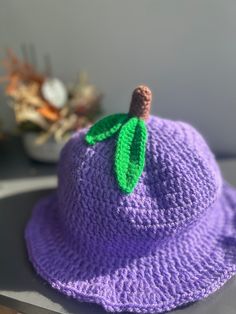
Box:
115, 117, 147, 194
85, 113, 128, 145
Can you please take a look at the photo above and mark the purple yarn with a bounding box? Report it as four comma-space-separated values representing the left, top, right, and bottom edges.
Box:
25, 116, 236, 313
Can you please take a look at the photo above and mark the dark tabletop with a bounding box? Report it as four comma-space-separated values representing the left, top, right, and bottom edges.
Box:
0, 136, 56, 180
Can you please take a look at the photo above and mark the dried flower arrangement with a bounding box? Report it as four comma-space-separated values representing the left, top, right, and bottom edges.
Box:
0, 49, 102, 147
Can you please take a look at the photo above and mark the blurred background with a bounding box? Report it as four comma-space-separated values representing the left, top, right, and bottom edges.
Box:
0, 0, 235, 158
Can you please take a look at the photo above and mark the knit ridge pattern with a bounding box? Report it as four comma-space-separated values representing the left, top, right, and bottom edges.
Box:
25, 116, 236, 313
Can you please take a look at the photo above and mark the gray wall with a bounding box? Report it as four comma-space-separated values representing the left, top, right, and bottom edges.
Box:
0, 0, 236, 156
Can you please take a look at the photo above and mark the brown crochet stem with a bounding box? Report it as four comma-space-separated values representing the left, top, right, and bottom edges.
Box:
129, 85, 152, 121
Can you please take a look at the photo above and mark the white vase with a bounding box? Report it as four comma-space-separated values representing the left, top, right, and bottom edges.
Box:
22, 132, 68, 162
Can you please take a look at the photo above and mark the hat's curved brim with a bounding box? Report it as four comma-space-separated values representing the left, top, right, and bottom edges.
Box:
25, 182, 236, 313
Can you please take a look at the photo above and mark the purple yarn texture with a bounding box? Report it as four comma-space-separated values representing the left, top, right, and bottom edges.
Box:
25, 116, 236, 313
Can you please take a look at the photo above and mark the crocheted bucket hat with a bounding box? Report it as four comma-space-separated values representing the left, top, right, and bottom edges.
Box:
25, 86, 236, 313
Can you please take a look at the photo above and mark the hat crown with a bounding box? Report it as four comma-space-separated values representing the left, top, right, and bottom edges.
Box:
57, 116, 221, 241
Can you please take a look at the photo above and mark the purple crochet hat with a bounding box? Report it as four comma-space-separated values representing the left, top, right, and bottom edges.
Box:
25, 86, 236, 313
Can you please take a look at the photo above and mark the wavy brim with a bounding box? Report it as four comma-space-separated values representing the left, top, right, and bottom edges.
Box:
25, 182, 236, 313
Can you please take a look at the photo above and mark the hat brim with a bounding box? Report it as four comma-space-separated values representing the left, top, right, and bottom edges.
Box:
25, 182, 236, 313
